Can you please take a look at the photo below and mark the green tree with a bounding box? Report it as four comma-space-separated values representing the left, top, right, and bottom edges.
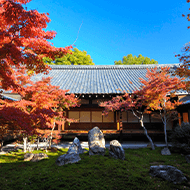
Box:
44, 48, 95, 65
114, 54, 158, 65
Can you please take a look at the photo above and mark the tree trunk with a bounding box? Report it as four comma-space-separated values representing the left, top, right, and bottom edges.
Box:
23, 137, 27, 153
37, 137, 39, 150
45, 137, 48, 152
0, 140, 4, 152
160, 108, 168, 148
163, 114, 168, 148
48, 136, 52, 149
140, 120, 155, 150
132, 109, 155, 150
48, 122, 56, 149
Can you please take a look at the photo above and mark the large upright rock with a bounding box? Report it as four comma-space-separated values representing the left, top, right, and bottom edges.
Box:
68, 137, 84, 154
88, 126, 105, 156
109, 140, 125, 160
149, 165, 187, 184
55, 137, 82, 166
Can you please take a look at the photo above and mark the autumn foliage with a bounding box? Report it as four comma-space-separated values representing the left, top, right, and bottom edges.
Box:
100, 66, 185, 148
0, 77, 79, 136
138, 67, 185, 111
0, 0, 79, 142
0, 0, 72, 91
101, 67, 184, 115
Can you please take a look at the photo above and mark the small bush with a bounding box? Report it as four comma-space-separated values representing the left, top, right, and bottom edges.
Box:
169, 122, 190, 154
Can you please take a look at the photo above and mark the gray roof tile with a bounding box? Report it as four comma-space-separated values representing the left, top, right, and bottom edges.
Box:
31, 64, 182, 94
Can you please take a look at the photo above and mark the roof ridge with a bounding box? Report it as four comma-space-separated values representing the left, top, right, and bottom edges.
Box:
49, 64, 181, 70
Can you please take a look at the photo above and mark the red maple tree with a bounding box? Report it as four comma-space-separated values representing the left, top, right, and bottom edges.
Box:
0, 0, 79, 150
0, 0, 72, 91
100, 67, 185, 149
0, 76, 80, 151
139, 67, 185, 148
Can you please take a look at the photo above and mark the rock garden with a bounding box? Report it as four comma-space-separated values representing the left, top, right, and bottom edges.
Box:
0, 126, 190, 190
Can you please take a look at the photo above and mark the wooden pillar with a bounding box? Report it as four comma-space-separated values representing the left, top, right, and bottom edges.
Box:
66, 110, 68, 130
183, 112, 189, 123
58, 123, 61, 133
61, 121, 65, 131
178, 113, 182, 126
119, 110, 123, 143
117, 111, 119, 131
117, 122, 120, 131
90, 110, 92, 129
119, 111, 123, 130
114, 111, 117, 130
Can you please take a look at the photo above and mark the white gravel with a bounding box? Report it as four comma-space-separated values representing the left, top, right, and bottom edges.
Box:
0, 141, 172, 154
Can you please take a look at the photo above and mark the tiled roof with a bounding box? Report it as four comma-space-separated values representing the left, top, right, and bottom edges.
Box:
1, 94, 18, 101
31, 64, 182, 94
179, 95, 190, 104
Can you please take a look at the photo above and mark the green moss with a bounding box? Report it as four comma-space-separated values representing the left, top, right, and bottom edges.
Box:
0, 147, 190, 190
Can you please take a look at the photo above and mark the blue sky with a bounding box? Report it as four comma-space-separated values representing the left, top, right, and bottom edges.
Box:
27, 0, 189, 65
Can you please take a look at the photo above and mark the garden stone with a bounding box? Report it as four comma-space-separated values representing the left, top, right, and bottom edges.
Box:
24, 153, 34, 161
149, 165, 187, 184
161, 147, 171, 155
185, 155, 190, 163
68, 137, 84, 154
88, 126, 105, 156
55, 153, 81, 166
24, 153, 48, 162
109, 140, 125, 160
55, 137, 82, 166
31, 153, 48, 162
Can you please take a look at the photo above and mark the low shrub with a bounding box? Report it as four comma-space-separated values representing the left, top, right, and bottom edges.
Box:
169, 122, 190, 155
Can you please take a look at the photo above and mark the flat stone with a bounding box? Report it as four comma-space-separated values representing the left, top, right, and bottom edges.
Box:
149, 165, 187, 184
24, 153, 34, 161
24, 153, 48, 162
55, 153, 81, 166
31, 153, 48, 162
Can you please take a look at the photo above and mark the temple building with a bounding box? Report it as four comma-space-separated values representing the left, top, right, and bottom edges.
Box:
1, 64, 189, 137
30, 64, 189, 136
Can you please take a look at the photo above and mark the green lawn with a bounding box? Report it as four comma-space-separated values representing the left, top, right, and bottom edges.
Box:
0, 147, 190, 190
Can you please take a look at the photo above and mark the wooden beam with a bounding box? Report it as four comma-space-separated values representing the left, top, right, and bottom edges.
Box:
178, 113, 182, 126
